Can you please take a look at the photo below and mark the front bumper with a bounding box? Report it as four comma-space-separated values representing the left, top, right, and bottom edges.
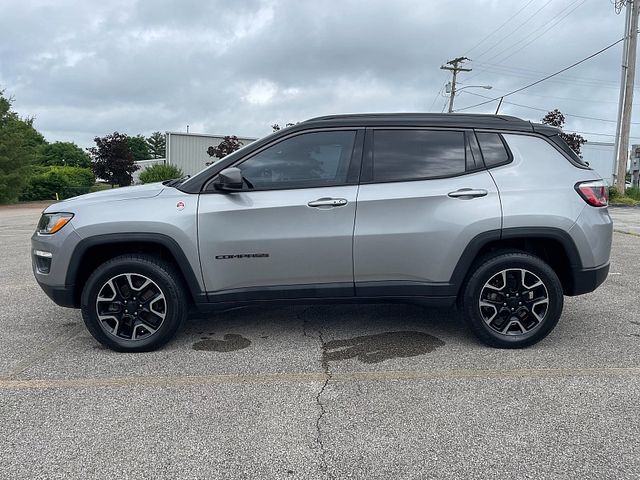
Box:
566, 263, 610, 296
36, 281, 77, 308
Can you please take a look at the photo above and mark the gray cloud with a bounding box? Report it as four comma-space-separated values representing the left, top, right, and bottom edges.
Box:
0, 0, 633, 147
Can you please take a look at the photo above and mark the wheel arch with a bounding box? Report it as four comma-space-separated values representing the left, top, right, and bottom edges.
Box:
451, 227, 584, 298
66, 233, 206, 307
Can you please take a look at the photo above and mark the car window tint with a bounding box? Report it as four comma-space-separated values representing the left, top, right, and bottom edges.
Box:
372, 130, 465, 182
476, 133, 510, 167
237, 131, 356, 189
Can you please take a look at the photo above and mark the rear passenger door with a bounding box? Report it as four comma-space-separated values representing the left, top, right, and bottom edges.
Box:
353, 128, 502, 298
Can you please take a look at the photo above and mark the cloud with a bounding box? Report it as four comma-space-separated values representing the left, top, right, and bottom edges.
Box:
0, 0, 632, 147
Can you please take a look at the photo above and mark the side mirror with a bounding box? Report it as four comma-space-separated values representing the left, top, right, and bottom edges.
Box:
213, 167, 243, 191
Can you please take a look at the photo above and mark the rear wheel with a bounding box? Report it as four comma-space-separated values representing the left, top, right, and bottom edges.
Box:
81, 254, 187, 352
462, 252, 563, 348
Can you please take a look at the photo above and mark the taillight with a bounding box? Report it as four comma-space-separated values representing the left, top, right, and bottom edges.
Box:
575, 181, 608, 207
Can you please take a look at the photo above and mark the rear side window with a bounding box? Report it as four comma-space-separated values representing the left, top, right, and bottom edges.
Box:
476, 133, 511, 167
372, 130, 465, 182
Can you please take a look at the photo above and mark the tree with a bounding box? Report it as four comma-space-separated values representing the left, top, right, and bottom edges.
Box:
206, 135, 243, 159
0, 91, 47, 203
127, 134, 151, 162
146, 131, 166, 159
88, 132, 138, 187
39, 141, 92, 168
541, 109, 587, 155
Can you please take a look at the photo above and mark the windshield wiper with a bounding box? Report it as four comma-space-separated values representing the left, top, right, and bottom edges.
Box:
163, 175, 190, 187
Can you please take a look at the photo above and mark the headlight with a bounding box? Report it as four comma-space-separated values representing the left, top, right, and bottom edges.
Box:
36, 213, 74, 234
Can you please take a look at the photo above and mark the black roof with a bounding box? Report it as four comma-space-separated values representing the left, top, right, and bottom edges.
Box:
301, 112, 543, 133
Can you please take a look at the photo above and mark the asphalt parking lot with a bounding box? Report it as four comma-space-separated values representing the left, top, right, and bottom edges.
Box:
1, 205, 639, 479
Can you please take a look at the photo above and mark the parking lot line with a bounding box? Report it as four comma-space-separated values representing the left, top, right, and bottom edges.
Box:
1, 366, 639, 391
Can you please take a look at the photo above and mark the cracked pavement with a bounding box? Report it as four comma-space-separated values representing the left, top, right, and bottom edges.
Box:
1, 206, 640, 479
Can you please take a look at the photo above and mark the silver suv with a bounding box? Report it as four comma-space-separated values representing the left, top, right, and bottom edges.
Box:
31, 114, 612, 351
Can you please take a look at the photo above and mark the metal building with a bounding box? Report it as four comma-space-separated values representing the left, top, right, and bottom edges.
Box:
166, 132, 257, 177
580, 142, 616, 185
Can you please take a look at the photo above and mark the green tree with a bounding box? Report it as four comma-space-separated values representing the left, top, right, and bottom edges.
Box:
20, 166, 95, 201
146, 131, 166, 159
541, 109, 587, 155
39, 141, 92, 168
0, 91, 47, 203
127, 134, 151, 162
139, 163, 183, 184
88, 132, 138, 187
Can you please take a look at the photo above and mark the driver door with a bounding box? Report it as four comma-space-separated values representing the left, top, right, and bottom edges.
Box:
197, 129, 363, 301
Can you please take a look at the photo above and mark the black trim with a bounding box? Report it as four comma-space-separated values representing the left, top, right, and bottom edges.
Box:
449, 230, 502, 295
37, 281, 76, 308
567, 263, 609, 296
65, 233, 206, 305
195, 295, 456, 313
355, 281, 457, 297
501, 227, 583, 268
208, 282, 354, 302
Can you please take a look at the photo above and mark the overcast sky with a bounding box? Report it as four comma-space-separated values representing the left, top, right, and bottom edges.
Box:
0, 0, 635, 148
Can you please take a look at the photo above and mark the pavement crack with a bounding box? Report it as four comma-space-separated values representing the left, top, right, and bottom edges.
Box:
315, 328, 332, 477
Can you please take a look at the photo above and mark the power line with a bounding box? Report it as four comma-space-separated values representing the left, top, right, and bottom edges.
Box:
481, 0, 587, 67
464, 0, 537, 56
471, 62, 622, 88
473, 0, 555, 62
462, 90, 640, 124
454, 37, 625, 112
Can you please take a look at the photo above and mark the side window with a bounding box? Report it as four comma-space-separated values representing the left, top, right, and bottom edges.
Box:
372, 130, 465, 182
476, 132, 511, 167
236, 131, 356, 190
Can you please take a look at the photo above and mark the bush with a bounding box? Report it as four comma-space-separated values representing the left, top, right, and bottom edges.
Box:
20, 166, 95, 201
139, 163, 183, 184
626, 186, 640, 200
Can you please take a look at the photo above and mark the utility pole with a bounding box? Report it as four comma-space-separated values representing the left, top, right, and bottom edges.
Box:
616, 0, 640, 193
441, 57, 472, 113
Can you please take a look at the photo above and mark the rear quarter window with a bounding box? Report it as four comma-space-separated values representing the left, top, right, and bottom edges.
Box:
476, 132, 511, 168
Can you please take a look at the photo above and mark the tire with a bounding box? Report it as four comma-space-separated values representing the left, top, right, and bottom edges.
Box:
462, 251, 563, 348
81, 254, 187, 352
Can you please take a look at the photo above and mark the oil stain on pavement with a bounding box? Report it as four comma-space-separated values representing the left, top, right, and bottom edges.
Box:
323, 331, 445, 365
192, 334, 251, 352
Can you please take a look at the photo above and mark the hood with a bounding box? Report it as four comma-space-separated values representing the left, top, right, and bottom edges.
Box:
45, 183, 166, 212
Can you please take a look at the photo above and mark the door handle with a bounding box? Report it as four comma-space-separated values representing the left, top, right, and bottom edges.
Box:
307, 197, 348, 208
448, 188, 488, 199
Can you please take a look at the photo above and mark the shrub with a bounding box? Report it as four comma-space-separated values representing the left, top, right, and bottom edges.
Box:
20, 166, 95, 201
626, 186, 640, 200
139, 163, 183, 184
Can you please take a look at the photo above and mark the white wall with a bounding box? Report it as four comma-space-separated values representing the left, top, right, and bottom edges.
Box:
580, 142, 616, 185
166, 132, 256, 176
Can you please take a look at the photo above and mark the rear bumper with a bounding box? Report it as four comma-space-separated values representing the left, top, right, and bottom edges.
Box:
566, 263, 609, 296
37, 281, 77, 308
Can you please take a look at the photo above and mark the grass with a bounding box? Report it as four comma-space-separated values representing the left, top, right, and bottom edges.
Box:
89, 183, 118, 192
609, 186, 640, 206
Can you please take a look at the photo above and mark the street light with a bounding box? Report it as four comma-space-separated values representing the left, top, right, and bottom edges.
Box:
445, 82, 493, 93
445, 83, 492, 113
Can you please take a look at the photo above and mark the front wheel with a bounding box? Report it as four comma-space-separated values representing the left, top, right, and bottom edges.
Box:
81, 254, 187, 352
462, 252, 563, 348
